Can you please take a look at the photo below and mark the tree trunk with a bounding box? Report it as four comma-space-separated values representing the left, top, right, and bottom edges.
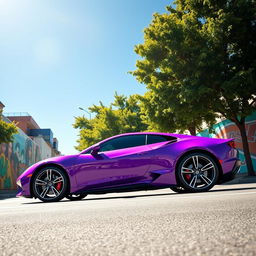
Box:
236, 120, 255, 176
188, 126, 196, 136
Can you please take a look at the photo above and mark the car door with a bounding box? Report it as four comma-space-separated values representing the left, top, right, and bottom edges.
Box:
75, 135, 153, 191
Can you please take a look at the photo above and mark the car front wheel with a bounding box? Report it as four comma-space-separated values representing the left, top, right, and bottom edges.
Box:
32, 166, 68, 202
177, 153, 219, 192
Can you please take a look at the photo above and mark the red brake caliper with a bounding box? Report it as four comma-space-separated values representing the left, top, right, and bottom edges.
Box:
56, 182, 62, 191
185, 174, 191, 181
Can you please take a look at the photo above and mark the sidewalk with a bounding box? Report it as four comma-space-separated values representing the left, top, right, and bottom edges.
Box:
0, 190, 17, 200
223, 173, 256, 185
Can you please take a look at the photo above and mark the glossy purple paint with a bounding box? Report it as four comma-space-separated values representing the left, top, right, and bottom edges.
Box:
16, 132, 239, 198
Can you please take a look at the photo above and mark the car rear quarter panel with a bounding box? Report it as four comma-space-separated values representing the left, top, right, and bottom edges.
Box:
147, 137, 237, 186
170, 137, 238, 175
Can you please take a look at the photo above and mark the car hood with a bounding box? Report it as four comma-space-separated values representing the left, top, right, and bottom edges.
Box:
17, 154, 79, 181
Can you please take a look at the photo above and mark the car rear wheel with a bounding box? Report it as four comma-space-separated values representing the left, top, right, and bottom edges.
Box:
32, 166, 68, 202
177, 153, 219, 192
66, 194, 87, 201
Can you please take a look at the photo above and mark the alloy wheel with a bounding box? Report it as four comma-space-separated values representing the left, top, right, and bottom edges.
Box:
33, 167, 67, 202
178, 154, 218, 192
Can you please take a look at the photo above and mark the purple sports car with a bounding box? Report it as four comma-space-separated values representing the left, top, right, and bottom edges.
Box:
16, 132, 241, 202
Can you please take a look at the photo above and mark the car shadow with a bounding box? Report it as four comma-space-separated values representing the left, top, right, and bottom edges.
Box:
22, 186, 256, 204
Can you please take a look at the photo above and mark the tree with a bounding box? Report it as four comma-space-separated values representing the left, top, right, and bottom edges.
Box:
0, 111, 18, 144
138, 86, 216, 135
131, 2, 217, 135
73, 93, 147, 151
131, 0, 256, 175
197, 0, 256, 176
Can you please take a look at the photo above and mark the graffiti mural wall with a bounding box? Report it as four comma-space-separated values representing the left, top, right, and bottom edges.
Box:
0, 128, 52, 190
198, 112, 256, 174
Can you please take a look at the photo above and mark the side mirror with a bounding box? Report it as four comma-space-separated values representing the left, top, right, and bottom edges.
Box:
91, 145, 100, 155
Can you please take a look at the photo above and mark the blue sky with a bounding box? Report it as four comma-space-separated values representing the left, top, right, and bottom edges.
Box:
1, 0, 171, 155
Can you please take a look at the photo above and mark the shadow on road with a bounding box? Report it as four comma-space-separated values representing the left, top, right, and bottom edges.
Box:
22, 186, 256, 204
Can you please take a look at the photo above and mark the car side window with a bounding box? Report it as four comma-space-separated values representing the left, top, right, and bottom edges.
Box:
99, 135, 146, 152
147, 135, 173, 145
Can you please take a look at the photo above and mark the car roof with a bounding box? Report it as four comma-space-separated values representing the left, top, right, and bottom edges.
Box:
99, 132, 191, 143
80, 132, 196, 154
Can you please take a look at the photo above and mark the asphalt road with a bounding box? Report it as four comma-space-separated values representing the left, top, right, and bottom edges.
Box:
1, 183, 256, 256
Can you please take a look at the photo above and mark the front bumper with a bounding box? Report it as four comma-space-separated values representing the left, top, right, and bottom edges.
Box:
16, 175, 32, 198
220, 159, 242, 183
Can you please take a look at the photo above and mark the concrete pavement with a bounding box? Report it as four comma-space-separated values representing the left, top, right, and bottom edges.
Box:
1, 183, 256, 256
223, 174, 256, 185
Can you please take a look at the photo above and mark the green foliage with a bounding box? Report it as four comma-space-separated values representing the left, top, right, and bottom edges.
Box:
132, 0, 256, 133
73, 93, 147, 151
131, 0, 256, 173
176, 0, 256, 123
0, 111, 18, 144
130, 2, 219, 135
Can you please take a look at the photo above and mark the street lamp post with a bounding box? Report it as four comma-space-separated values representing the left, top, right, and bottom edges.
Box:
79, 107, 91, 120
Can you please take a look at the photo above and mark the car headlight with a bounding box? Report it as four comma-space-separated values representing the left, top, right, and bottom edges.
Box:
16, 179, 22, 188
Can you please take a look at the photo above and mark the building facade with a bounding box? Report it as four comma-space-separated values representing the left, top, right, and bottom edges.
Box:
0, 109, 60, 190
197, 112, 256, 174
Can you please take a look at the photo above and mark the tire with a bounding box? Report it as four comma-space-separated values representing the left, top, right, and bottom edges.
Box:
170, 186, 188, 193
32, 166, 68, 202
66, 194, 87, 201
177, 152, 219, 192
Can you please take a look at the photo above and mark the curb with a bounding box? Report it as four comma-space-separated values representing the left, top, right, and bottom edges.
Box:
223, 174, 256, 185
0, 190, 17, 199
